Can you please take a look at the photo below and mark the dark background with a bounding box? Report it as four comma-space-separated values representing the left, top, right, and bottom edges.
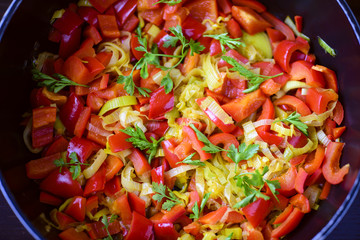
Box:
0, 0, 359, 239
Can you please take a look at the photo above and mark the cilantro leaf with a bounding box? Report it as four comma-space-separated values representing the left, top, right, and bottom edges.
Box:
32, 68, 88, 93
101, 214, 118, 240
177, 153, 205, 166
120, 125, 164, 163
227, 143, 259, 172
188, 124, 223, 153
221, 56, 283, 93
190, 192, 211, 219
152, 182, 182, 211
188, 38, 205, 56
153, 0, 182, 6
53, 152, 89, 180
274, 111, 308, 136
204, 33, 245, 53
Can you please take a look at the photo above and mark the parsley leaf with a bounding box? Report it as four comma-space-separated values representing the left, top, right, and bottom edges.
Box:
177, 153, 205, 166
189, 123, 223, 153
204, 33, 245, 53
53, 152, 89, 180
233, 166, 280, 208
32, 68, 88, 93
153, 0, 182, 6
273, 111, 308, 136
161, 72, 174, 94
101, 214, 118, 240
190, 192, 211, 219
221, 56, 283, 93
227, 143, 259, 172
152, 182, 182, 211
120, 125, 164, 163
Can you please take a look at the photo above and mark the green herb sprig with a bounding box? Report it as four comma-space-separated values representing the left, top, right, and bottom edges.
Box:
101, 214, 118, 240
189, 123, 223, 153
227, 143, 259, 172
274, 111, 308, 136
54, 152, 89, 180
152, 182, 182, 211
190, 192, 211, 219
153, 0, 182, 6
177, 153, 205, 166
204, 33, 245, 53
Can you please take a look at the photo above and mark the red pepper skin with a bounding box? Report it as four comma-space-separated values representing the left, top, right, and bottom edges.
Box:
322, 142, 349, 185
83, 164, 107, 197
98, 14, 121, 38
64, 196, 86, 222
128, 192, 146, 216
26, 152, 61, 179
39, 191, 63, 206
161, 139, 182, 168
30, 88, 52, 108
160, 205, 186, 223
181, 16, 206, 40
218, 49, 248, 68
305, 88, 338, 114
59, 27, 82, 59
273, 95, 311, 116
313, 65, 338, 93
149, 87, 174, 119
104, 176, 122, 197
86, 115, 112, 146
32, 107, 57, 129
252, 61, 290, 87
113, 194, 132, 225
146, 121, 169, 137
217, 0, 233, 14
60, 93, 85, 135
289, 193, 310, 213
274, 165, 297, 197
154, 222, 179, 240
53, 9, 84, 35
32, 126, 54, 149
86, 218, 122, 239
256, 98, 274, 132
67, 137, 100, 163
209, 133, 239, 162
261, 11, 295, 40
290, 61, 325, 88
198, 206, 228, 225
52, 210, 77, 230
209, 39, 222, 56
74, 106, 91, 138
59, 227, 91, 240
231, 6, 271, 35
182, 125, 212, 161
108, 132, 133, 152
232, 0, 266, 13
294, 168, 308, 194
271, 207, 304, 238
303, 145, 325, 175
153, 30, 177, 55
184, 0, 218, 23
45, 136, 69, 156
86, 195, 98, 215
242, 198, 272, 227
88, 0, 118, 13
78, 7, 100, 28
126, 211, 154, 240
274, 39, 310, 73
257, 130, 283, 146
40, 168, 83, 198
151, 165, 165, 184
226, 18, 243, 38
131, 33, 145, 60
113, 0, 138, 26
128, 149, 152, 175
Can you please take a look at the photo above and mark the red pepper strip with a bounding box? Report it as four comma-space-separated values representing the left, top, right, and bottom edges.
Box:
224, 210, 245, 223
274, 39, 310, 73
139, 8, 164, 26
26, 152, 61, 179
332, 101, 344, 125
181, 15, 207, 40
322, 142, 349, 185
217, 0, 232, 14
83, 164, 107, 197
218, 49, 249, 68
105, 155, 124, 181
274, 166, 297, 197
153, 30, 177, 55
59, 227, 91, 240
67, 137, 100, 163
303, 145, 325, 175
86, 195, 98, 215
53, 9, 84, 35
149, 87, 174, 119
289, 193, 310, 213
290, 61, 325, 88
209, 133, 239, 162
137, 0, 159, 11
294, 167, 308, 194
45, 136, 69, 156
32, 107, 56, 129
222, 89, 267, 122
64, 196, 86, 222
269, 192, 289, 211
241, 222, 264, 240
98, 14, 121, 39
266, 27, 285, 43
30, 88, 52, 108
324, 118, 336, 137
163, 6, 189, 30
146, 121, 169, 137
261, 11, 294, 40
128, 192, 146, 216
108, 132, 132, 153
51, 210, 76, 230
312, 65, 338, 92
294, 15, 303, 32
182, 125, 212, 161
83, 56, 105, 78
271, 207, 304, 238
273, 95, 311, 116
128, 149, 152, 175
242, 198, 272, 228
160, 205, 186, 223
72, 38, 95, 59
39, 191, 63, 206
288, 130, 308, 148
32, 126, 54, 148
78, 7, 100, 27
305, 168, 323, 187
74, 107, 91, 138
232, 0, 266, 13
187, 191, 201, 213
333, 126, 346, 139
40, 168, 83, 198
63, 55, 93, 85
151, 165, 165, 185
273, 204, 293, 224
231, 6, 271, 35
319, 181, 332, 200
289, 154, 307, 166
113, 0, 138, 26
226, 17, 243, 38
86, 218, 122, 239
113, 194, 132, 225
198, 206, 228, 225
209, 39, 222, 56
154, 222, 179, 240
104, 176, 122, 197
96, 52, 113, 68
59, 27, 82, 59
131, 33, 145, 60
125, 211, 154, 240
161, 139, 182, 168
86, 115, 112, 146
184, 0, 218, 23
123, 14, 139, 32
174, 141, 194, 161
196, 97, 236, 133
256, 98, 274, 132
184, 221, 201, 236
88, 0, 117, 13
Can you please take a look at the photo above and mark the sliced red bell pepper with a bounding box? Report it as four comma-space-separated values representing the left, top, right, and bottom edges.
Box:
154, 222, 179, 240
40, 168, 83, 198
273, 204, 293, 225
198, 206, 228, 225
113, 0, 138, 26
182, 125, 212, 161
322, 142, 349, 185
67, 136, 100, 163
53, 9, 84, 35
209, 39, 222, 56
332, 101, 344, 125
160, 205, 186, 223
266, 27, 286, 42
261, 11, 295, 40
32, 126, 54, 148
181, 16, 206, 40
59, 227, 91, 240
113, 194, 132, 225
274, 39, 310, 72
59, 27, 82, 59
83, 56, 105, 78
258, 130, 283, 146
242, 198, 271, 227
305, 88, 338, 114
153, 30, 177, 55
86, 195, 98, 215
183, 221, 201, 236
140, 9, 164, 26
312, 65, 338, 92
222, 89, 266, 122
217, 0, 233, 14
26, 152, 61, 179
256, 98, 274, 132
209, 133, 239, 162
218, 49, 249, 68
63, 56, 92, 85
184, 0, 218, 23
78, 7, 100, 27
128, 192, 146, 216
149, 87, 174, 119
98, 14, 121, 39
30, 88, 51, 108
86, 217, 122, 239
39, 191, 63, 206
290, 154, 307, 166
333, 126, 346, 139
271, 207, 304, 238
303, 145, 325, 175
45, 136, 69, 156
161, 139, 182, 168
289, 193, 310, 213
305, 168, 323, 187
88, 0, 118, 13
146, 121, 169, 137
231, 6, 271, 35
108, 132, 132, 153
64, 196, 86, 222
274, 165, 297, 196
288, 129, 308, 148
86, 114, 112, 146
32, 107, 57, 129
105, 155, 124, 181
226, 17, 243, 38
126, 211, 154, 240
290, 61, 325, 88
128, 149, 152, 175
232, 0, 266, 13
83, 164, 107, 197
74, 106, 91, 138
294, 167, 308, 194
104, 176, 122, 197
273, 95, 311, 116
319, 181, 332, 200
51, 210, 76, 230
151, 165, 165, 185
224, 210, 245, 223
131, 33, 146, 60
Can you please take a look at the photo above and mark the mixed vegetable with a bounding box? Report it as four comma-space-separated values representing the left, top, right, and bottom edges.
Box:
24, 0, 349, 239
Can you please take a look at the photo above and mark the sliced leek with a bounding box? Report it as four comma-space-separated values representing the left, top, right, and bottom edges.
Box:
98, 96, 137, 116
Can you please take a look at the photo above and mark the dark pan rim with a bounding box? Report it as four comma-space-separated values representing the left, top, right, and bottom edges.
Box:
0, 0, 359, 239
